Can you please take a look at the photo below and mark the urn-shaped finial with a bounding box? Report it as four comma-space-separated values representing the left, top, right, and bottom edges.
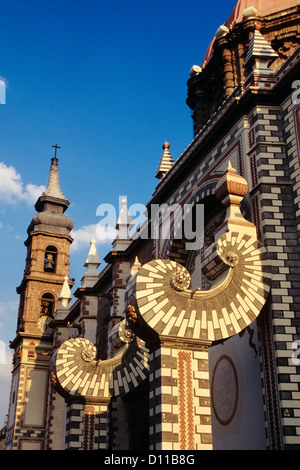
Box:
215, 161, 248, 207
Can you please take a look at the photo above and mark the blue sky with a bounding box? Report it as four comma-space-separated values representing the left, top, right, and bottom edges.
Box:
0, 0, 237, 425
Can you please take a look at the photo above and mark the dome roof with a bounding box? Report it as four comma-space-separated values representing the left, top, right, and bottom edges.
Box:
225, 0, 299, 29
202, 0, 300, 67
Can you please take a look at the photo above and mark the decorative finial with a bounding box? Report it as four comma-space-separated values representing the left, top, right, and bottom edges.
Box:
215, 25, 229, 39
116, 198, 134, 234
84, 238, 101, 267
130, 256, 141, 277
244, 24, 278, 70
155, 142, 175, 180
189, 65, 202, 77
58, 275, 72, 308
242, 6, 258, 20
215, 160, 248, 206
214, 161, 256, 239
81, 239, 101, 287
112, 198, 134, 251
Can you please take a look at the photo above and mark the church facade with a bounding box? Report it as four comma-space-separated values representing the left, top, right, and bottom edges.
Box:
4, 0, 300, 450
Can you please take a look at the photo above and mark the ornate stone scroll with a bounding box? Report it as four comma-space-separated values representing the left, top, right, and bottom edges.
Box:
50, 319, 150, 449
125, 230, 272, 345
50, 321, 149, 401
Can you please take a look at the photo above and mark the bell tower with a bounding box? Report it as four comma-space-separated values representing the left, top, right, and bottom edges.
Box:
5, 148, 74, 450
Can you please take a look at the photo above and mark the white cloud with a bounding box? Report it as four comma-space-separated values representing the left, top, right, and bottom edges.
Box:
0, 162, 45, 205
22, 182, 46, 205
0, 163, 23, 203
70, 223, 116, 252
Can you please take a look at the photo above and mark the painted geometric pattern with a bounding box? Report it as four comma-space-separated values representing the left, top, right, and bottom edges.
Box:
84, 406, 95, 450
51, 336, 149, 400
131, 231, 272, 342
178, 351, 195, 450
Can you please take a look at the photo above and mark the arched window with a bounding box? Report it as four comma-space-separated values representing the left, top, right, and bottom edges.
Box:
40, 293, 55, 317
44, 246, 57, 273
38, 293, 55, 333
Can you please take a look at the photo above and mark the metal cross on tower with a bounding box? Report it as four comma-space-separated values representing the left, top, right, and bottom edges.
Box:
52, 144, 61, 158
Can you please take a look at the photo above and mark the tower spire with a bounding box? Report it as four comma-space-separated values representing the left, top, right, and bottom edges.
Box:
43, 146, 66, 200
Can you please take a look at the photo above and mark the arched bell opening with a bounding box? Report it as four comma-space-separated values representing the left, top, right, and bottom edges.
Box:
44, 245, 57, 273
38, 292, 56, 333
40, 292, 55, 317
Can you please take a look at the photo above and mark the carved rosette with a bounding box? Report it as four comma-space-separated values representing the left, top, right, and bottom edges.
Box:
81, 343, 97, 362
170, 267, 191, 291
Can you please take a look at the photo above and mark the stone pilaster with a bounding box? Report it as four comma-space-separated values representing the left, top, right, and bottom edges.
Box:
149, 340, 211, 450
65, 401, 109, 450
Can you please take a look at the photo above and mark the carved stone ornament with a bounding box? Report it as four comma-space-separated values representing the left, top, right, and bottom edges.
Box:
224, 251, 238, 267
81, 344, 97, 362
126, 305, 138, 324
51, 336, 149, 400
109, 318, 135, 349
170, 268, 191, 291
